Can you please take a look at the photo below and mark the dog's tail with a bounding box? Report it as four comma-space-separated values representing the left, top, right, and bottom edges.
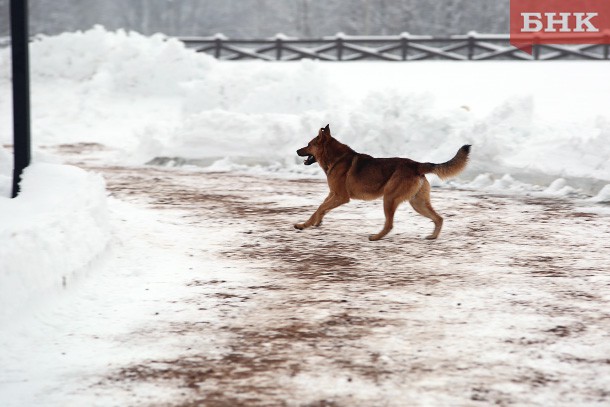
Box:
419, 145, 471, 180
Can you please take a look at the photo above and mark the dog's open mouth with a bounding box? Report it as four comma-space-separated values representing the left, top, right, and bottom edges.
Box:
303, 155, 316, 165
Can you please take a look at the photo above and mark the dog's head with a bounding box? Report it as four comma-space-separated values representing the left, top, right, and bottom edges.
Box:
296, 124, 331, 166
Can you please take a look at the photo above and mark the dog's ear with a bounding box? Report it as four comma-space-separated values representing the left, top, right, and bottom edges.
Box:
321, 124, 331, 138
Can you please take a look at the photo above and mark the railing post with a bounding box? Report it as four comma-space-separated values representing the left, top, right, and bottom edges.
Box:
275, 36, 283, 60
533, 44, 540, 60
400, 32, 409, 61
467, 31, 476, 60
213, 34, 224, 59
214, 38, 221, 58
336, 32, 345, 61
532, 34, 540, 60
10, 0, 31, 198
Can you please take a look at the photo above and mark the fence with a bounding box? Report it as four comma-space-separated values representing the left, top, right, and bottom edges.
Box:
179, 33, 610, 61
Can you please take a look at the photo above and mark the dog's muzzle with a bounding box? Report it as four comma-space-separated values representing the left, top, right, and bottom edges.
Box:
297, 148, 317, 166
303, 155, 316, 165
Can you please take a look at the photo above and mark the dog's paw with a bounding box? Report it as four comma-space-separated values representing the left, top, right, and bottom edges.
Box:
368, 234, 381, 241
425, 235, 438, 240
294, 223, 305, 230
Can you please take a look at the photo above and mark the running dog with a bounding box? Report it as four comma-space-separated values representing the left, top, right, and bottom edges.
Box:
295, 124, 471, 241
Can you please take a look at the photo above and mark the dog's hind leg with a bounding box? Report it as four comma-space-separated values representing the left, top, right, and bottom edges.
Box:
369, 174, 422, 241
294, 192, 349, 230
409, 177, 443, 240
368, 195, 401, 241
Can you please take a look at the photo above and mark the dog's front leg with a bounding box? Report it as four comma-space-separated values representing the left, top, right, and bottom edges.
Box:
294, 193, 348, 230
294, 193, 333, 230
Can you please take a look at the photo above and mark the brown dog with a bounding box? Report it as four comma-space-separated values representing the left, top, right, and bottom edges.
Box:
295, 124, 471, 241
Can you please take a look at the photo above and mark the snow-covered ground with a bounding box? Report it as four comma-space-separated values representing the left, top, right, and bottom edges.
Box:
1, 27, 609, 406
3, 154, 610, 406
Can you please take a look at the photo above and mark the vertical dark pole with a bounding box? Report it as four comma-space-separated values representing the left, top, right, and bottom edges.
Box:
275, 37, 282, 61
467, 33, 475, 60
214, 37, 222, 58
10, 0, 31, 198
337, 37, 343, 61
401, 37, 408, 61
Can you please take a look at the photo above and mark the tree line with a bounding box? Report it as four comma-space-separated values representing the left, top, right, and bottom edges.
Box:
0, 0, 510, 38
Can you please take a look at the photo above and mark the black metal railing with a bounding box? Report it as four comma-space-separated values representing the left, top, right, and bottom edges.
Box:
179, 32, 610, 61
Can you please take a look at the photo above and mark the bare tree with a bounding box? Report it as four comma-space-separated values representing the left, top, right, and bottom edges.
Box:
0, 0, 510, 38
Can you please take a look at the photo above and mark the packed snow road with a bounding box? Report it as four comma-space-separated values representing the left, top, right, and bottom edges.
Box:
87, 151, 610, 405
4, 144, 610, 406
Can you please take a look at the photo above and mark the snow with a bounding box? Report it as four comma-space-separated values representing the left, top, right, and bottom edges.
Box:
543, 178, 578, 197
0, 163, 110, 326
23, 26, 213, 96
590, 184, 610, 203
0, 146, 11, 197
2, 27, 610, 189
3, 165, 607, 406
0, 27, 609, 405
0, 192, 251, 406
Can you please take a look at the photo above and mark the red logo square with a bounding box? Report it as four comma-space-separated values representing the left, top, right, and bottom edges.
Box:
510, 0, 610, 54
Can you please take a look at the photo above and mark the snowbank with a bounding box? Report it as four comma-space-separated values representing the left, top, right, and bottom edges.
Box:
0, 25, 214, 96
0, 147, 12, 198
591, 184, 610, 203
0, 163, 110, 325
1, 26, 609, 197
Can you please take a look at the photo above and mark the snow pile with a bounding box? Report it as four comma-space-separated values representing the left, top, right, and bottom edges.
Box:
470, 173, 533, 193
0, 163, 110, 325
182, 58, 329, 115
590, 184, 610, 203
1, 25, 214, 96
542, 178, 577, 197
0, 147, 12, 198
